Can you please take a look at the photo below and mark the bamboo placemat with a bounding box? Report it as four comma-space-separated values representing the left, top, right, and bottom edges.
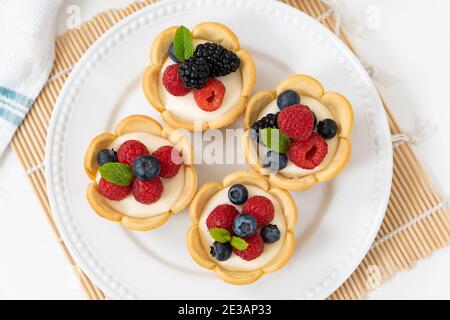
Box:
11, 0, 450, 300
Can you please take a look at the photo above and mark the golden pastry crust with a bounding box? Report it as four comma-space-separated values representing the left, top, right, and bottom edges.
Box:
242, 74, 354, 191
143, 22, 256, 131
84, 115, 197, 231
186, 171, 298, 285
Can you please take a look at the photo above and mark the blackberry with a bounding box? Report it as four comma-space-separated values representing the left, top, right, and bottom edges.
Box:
179, 57, 210, 89
250, 113, 279, 143
194, 43, 240, 77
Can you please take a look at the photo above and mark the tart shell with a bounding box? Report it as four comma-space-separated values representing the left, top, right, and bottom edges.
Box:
143, 22, 256, 132
84, 115, 198, 231
187, 171, 298, 285
242, 75, 354, 191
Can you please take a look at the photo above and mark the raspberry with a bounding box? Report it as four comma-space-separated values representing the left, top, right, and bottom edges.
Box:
243, 196, 275, 227
233, 234, 264, 261
288, 133, 328, 170
162, 64, 191, 96
98, 178, 130, 201
131, 177, 164, 204
152, 146, 183, 178
277, 104, 315, 140
193, 78, 226, 112
117, 140, 149, 166
206, 204, 239, 233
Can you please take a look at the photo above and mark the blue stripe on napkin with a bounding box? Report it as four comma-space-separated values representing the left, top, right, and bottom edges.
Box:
0, 86, 33, 109
0, 105, 22, 126
0, 97, 27, 114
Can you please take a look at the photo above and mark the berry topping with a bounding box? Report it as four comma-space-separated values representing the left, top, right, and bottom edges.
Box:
210, 242, 232, 262
132, 155, 161, 180
206, 204, 239, 233
179, 56, 210, 89
277, 104, 315, 140
263, 151, 288, 173
250, 113, 279, 143
131, 177, 164, 205
162, 64, 191, 96
193, 42, 240, 77
228, 184, 248, 205
99, 162, 133, 187
317, 119, 338, 140
97, 149, 117, 167
117, 140, 149, 166
168, 42, 181, 63
261, 224, 281, 244
98, 178, 130, 201
277, 90, 300, 110
232, 214, 257, 238
288, 133, 328, 170
152, 146, 183, 178
233, 234, 264, 261
193, 78, 226, 112
261, 113, 279, 128
243, 196, 275, 227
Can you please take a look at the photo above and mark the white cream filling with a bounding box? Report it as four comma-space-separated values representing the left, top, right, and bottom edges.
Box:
96, 132, 185, 219
254, 96, 338, 178
159, 40, 242, 122
199, 185, 286, 272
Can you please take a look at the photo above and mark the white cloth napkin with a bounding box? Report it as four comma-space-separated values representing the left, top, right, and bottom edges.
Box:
0, 0, 63, 157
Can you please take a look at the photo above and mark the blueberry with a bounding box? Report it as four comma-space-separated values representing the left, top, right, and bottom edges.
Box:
263, 151, 288, 173
97, 149, 117, 167
228, 184, 248, 205
210, 242, 232, 261
232, 214, 257, 238
169, 42, 181, 63
132, 155, 161, 180
317, 119, 338, 139
277, 90, 300, 110
261, 224, 281, 244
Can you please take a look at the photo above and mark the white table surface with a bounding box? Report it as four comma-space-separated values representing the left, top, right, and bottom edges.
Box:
0, 0, 449, 300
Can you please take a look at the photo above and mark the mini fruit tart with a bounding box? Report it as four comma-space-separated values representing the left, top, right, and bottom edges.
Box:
187, 171, 297, 285
242, 75, 354, 191
84, 115, 197, 231
143, 22, 256, 131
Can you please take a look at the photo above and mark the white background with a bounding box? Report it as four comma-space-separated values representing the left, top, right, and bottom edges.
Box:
0, 0, 449, 300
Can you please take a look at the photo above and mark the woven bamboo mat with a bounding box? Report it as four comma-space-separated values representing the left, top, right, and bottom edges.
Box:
11, 0, 450, 300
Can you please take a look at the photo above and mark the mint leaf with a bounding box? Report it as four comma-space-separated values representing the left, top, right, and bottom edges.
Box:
173, 26, 194, 62
209, 228, 232, 243
230, 236, 249, 251
260, 128, 291, 153
99, 163, 133, 187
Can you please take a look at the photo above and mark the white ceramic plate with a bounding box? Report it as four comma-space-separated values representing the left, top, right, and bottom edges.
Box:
46, 0, 392, 300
